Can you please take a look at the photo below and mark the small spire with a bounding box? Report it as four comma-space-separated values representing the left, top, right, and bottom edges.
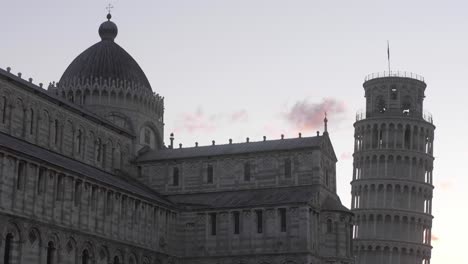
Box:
169, 133, 174, 149
323, 112, 329, 135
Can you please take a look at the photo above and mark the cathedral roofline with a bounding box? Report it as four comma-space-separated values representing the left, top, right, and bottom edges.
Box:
137, 135, 325, 162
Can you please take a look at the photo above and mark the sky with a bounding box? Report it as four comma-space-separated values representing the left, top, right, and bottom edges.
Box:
1, 0, 466, 262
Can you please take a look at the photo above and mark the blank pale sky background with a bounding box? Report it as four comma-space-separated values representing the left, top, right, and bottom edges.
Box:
1, 1, 466, 262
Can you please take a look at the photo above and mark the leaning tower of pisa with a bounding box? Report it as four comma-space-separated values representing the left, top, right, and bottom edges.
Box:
351, 72, 435, 264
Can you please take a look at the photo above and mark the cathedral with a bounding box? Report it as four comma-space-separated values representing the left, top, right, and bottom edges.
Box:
0, 14, 355, 264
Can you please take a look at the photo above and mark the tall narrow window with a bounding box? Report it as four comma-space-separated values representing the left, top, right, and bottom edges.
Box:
2, 96, 7, 124
326, 219, 333, 233
207, 164, 213, 184
233, 211, 240, 234
284, 158, 292, 178
172, 167, 179, 186
244, 162, 251, 181
144, 128, 151, 144
114, 256, 120, 264
404, 126, 411, 149
29, 108, 34, 134
17, 161, 25, 190
210, 213, 217, 235
38, 167, 46, 195
74, 181, 82, 206
76, 130, 82, 154
102, 144, 107, 167
391, 86, 398, 100
46, 241, 55, 264
96, 138, 102, 162
54, 119, 59, 145
4, 233, 13, 264
256, 210, 263, 234
279, 208, 287, 232
82, 249, 89, 264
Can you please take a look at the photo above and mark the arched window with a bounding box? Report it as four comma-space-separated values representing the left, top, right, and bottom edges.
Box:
102, 143, 107, 167
96, 138, 102, 162
4, 233, 13, 264
1, 96, 7, 124
391, 86, 398, 100
76, 130, 82, 154
172, 167, 179, 186
284, 158, 292, 178
46, 241, 55, 264
82, 249, 89, 264
54, 119, 59, 145
29, 108, 34, 134
244, 161, 251, 181
404, 126, 411, 149
207, 164, 214, 184
326, 219, 333, 233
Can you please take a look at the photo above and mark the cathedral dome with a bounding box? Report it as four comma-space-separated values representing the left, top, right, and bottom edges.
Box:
59, 14, 152, 91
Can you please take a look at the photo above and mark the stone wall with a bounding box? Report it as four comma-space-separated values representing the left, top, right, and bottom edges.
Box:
142, 149, 337, 195
0, 148, 178, 263
0, 78, 135, 174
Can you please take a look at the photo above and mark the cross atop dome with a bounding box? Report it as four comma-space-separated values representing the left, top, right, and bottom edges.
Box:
106, 4, 114, 19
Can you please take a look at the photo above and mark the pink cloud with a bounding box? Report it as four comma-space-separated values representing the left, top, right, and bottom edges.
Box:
283, 98, 347, 132
439, 181, 452, 191
174, 107, 248, 134
340, 152, 353, 160
230, 110, 248, 122
174, 107, 216, 133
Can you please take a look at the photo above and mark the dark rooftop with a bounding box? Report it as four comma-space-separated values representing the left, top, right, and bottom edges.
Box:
166, 185, 321, 209
0, 132, 172, 207
137, 136, 324, 162
59, 16, 152, 91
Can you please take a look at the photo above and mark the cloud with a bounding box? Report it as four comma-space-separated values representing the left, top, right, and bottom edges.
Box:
174, 107, 216, 133
173, 107, 248, 134
283, 98, 347, 132
340, 152, 353, 160
230, 110, 248, 122
439, 181, 452, 191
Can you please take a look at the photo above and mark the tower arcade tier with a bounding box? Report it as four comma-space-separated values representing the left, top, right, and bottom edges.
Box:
351, 72, 435, 264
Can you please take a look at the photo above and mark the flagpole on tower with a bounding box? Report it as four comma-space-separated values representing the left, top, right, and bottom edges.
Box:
387, 40, 391, 73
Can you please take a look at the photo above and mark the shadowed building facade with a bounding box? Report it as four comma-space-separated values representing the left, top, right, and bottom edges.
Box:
0, 15, 354, 264
351, 73, 435, 264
